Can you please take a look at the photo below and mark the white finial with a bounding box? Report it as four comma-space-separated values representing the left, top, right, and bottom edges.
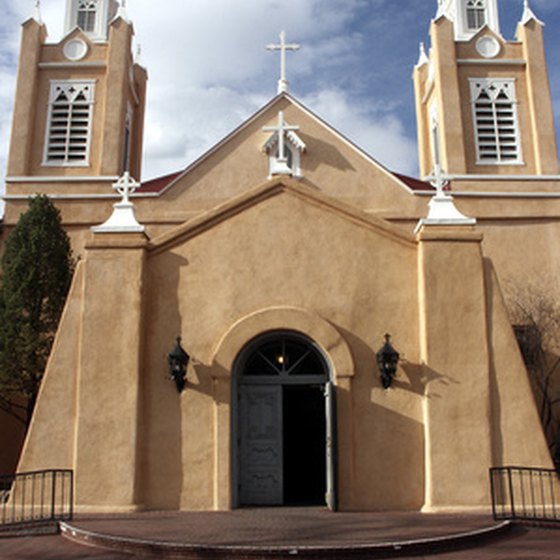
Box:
520, 0, 544, 26
432, 163, 447, 198
435, 0, 448, 20
117, 0, 129, 21
33, 0, 42, 23
267, 31, 300, 94
414, 165, 476, 233
135, 44, 142, 64
91, 172, 145, 233
113, 172, 137, 204
416, 43, 429, 68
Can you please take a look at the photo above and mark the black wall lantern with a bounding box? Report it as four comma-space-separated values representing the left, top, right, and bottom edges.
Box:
376, 333, 400, 389
167, 337, 190, 393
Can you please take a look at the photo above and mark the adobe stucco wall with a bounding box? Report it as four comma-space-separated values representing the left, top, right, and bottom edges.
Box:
16, 179, 554, 513
140, 181, 422, 512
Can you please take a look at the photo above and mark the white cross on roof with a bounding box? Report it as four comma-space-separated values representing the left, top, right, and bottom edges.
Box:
267, 31, 300, 94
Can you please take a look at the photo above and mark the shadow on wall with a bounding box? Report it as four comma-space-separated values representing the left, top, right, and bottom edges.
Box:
298, 132, 356, 175
139, 252, 189, 509
334, 326, 428, 510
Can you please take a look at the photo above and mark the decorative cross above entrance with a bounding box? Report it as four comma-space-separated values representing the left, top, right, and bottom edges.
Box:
263, 111, 302, 175
267, 31, 300, 94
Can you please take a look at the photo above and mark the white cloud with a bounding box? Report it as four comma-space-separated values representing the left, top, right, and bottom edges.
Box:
300, 89, 418, 176
124, 0, 417, 179
143, 85, 268, 178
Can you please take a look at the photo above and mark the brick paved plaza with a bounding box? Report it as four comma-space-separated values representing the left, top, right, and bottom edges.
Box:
0, 509, 559, 559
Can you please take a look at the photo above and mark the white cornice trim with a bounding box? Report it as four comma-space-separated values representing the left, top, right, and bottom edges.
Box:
6, 176, 119, 183
2, 192, 158, 201
457, 59, 526, 66
413, 190, 560, 198
441, 174, 560, 181
38, 62, 107, 69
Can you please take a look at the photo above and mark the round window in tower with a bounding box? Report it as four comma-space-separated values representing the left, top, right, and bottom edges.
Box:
63, 39, 89, 62
476, 36, 501, 59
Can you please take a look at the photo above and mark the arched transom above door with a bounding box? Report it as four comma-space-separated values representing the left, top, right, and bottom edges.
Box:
211, 306, 355, 380
238, 332, 329, 383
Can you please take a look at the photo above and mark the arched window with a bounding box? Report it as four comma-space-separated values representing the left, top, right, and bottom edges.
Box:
470, 78, 522, 165
44, 81, 95, 166
77, 0, 98, 33
65, 0, 118, 41
465, 0, 486, 31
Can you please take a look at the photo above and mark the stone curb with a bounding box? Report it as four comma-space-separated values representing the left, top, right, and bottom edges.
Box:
59, 520, 514, 559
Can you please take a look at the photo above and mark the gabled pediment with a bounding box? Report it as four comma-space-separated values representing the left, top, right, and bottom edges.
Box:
57, 26, 95, 52
148, 176, 416, 255
136, 93, 421, 219
467, 24, 504, 47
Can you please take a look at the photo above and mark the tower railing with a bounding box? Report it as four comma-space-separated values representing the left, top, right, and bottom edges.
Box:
490, 466, 560, 523
0, 470, 73, 527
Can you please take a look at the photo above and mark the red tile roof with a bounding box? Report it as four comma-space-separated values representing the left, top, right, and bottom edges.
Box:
136, 170, 435, 197
137, 170, 183, 194
392, 172, 435, 192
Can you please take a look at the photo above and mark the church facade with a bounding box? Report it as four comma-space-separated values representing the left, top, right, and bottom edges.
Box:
3, 0, 559, 512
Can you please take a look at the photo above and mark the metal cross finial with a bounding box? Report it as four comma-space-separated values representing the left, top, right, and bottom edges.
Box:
263, 111, 300, 163
432, 162, 448, 198
34, 0, 42, 23
112, 171, 140, 204
267, 31, 300, 94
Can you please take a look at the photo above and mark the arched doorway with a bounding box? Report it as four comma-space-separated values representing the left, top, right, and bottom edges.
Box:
233, 331, 336, 508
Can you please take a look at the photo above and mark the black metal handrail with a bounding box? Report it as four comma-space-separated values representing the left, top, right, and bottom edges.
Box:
490, 466, 560, 523
0, 469, 73, 526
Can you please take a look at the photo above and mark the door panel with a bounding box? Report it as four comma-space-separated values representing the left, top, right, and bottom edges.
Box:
239, 385, 283, 505
325, 381, 338, 511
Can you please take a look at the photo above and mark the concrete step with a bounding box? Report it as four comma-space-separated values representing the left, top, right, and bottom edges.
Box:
59, 515, 514, 559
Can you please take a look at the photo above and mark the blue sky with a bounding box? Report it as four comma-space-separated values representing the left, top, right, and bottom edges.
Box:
1, 0, 560, 207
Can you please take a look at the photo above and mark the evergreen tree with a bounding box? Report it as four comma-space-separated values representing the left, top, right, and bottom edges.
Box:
0, 196, 74, 427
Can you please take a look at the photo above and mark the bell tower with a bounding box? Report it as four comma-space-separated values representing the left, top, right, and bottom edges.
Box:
3, 0, 147, 249
414, 0, 559, 180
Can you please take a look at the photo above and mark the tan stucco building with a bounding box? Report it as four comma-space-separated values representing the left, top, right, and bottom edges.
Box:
2, 0, 559, 512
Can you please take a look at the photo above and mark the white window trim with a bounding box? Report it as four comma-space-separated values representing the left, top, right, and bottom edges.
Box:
43, 79, 96, 168
454, 0, 500, 41
429, 102, 441, 172
465, 0, 486, 32
64, 0, 116, 42
469, 78, 524, 166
